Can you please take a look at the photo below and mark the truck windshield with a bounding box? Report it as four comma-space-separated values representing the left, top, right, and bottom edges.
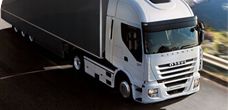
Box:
144, 27, 198, 54
142, 16, 199, 54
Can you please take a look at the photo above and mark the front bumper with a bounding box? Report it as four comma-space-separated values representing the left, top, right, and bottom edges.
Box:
133, 72, 200, 104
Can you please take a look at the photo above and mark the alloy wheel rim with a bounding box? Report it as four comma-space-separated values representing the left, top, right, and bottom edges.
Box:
119, 81, 131, 98
29, 36, 33, 42
74, 56, 81, 70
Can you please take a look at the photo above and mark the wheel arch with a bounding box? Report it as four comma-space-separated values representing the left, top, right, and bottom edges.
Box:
114, 69, 134, 88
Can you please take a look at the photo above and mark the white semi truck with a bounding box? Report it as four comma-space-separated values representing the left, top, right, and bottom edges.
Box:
1, 0, 204, 103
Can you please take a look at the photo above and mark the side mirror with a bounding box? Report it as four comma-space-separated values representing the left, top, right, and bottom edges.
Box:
199, 22, 205, 30
198, 22, 205, 45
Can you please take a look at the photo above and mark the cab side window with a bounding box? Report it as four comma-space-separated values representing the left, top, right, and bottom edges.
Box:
121, 23, 142, 62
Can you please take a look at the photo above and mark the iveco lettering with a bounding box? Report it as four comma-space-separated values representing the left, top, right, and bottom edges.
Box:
1, 0, 204, 103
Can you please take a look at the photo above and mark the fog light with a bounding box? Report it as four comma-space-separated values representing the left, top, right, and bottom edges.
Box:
194, 79, 200, 88
148, 88, 158, 97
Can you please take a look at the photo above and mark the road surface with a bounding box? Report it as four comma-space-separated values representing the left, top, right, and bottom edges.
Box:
0, 23, 227, 110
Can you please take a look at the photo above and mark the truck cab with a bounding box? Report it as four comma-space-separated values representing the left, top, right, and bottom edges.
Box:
105, 0, 203, 103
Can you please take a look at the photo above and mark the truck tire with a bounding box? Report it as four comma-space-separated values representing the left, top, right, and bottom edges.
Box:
118, 78, 132, 99
73, 55, 84, 73
28, 35, 34, 42
21, 31, 26, 37
13, 26, 18, 33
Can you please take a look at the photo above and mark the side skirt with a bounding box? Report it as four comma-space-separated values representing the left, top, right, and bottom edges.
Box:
84, 56, 116, 88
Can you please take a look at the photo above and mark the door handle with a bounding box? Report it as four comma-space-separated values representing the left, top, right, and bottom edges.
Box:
124, 56, 128, 62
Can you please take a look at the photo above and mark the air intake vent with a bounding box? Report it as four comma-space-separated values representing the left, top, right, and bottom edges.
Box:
150, 0, 171, 4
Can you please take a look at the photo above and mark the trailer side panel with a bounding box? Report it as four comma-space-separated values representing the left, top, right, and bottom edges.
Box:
1, 0, 108, 57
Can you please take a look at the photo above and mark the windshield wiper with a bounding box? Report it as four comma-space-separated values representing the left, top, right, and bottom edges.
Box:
181, 44, 198, 49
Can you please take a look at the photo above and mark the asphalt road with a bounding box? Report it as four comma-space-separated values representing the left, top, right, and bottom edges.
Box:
0, 27, 228, 110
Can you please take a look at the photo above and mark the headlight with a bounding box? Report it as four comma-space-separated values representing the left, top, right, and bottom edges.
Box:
194, 78, 200, 88
148, 88, 158, 97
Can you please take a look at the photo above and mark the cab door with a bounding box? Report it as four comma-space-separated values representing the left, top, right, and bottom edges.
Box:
112, 21, 144, 85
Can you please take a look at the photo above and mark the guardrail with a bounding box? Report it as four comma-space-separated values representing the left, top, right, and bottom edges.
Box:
203, 53, 228, 70
202, 53, 228, 86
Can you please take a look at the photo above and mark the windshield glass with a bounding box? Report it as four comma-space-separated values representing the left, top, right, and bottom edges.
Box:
144, 27, 198, 54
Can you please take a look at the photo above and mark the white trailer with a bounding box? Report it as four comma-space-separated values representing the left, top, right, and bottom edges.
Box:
1, 0, 204, 103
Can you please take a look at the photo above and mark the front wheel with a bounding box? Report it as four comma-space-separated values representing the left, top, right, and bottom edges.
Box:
118, 79, 132, 99
73, 55, 84, 72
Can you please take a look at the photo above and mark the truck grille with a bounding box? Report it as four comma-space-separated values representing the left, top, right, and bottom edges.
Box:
157, 58, 196, 79
156, 58, 197, 95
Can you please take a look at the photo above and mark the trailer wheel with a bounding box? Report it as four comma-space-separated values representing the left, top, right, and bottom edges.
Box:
21, 31, 26, 37
28, 35, 34, 42
73, 55, 84, 72
117, 76, 132, 99
13, 26, 18, 33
